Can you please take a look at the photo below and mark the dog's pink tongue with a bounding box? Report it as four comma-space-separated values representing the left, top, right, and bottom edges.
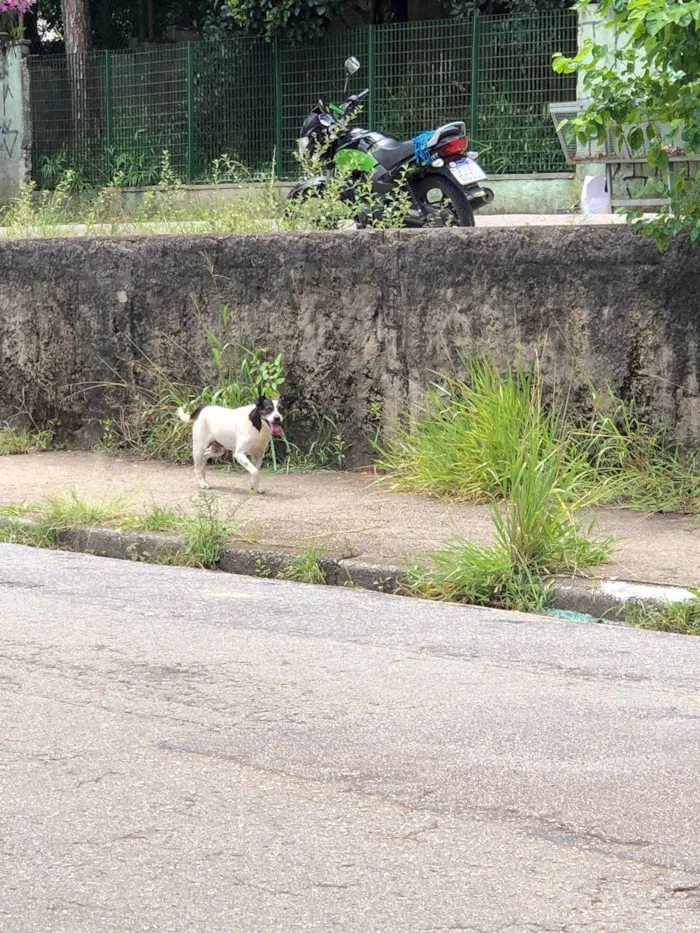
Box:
270, 424, 283, 435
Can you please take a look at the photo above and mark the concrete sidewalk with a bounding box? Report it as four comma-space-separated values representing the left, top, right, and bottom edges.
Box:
2, 451, 699, 589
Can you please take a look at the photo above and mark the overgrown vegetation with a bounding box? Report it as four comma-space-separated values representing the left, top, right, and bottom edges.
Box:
380, 358, 700, 515
149, 495, 239, 568
96, 313, 346, 473
385, 357, 700, 612
0, 490, 126, 549
285, 140, 413, 230
0, 422, 56, 456
0, 145, 413, 238
0, 153, 281, 239
626, 594, 700, 636
553, 0, 700, 249
397, 361, 613, 611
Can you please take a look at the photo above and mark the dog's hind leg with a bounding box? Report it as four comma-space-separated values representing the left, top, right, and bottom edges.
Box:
191, 416, 216, 490
193, 446, 210, 489
235, 450, 262, 493
192, 436, 211, 490
204, 442, 225, 459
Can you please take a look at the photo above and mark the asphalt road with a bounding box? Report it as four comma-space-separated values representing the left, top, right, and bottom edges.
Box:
1, 545, 699, 932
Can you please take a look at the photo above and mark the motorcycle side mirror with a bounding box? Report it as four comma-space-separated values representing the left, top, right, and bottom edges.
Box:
343, 56, 360, 97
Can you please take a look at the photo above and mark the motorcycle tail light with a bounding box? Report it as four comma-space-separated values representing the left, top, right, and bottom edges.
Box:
439, 136, 468, 158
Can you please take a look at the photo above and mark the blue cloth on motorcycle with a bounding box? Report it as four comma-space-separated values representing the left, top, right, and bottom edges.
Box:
412, 130, 434, 166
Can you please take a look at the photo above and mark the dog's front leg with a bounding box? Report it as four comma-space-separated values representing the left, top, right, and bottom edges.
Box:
235, 450, 263, 493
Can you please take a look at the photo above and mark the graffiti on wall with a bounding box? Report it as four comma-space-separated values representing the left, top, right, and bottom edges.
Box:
0, 54, 19, 159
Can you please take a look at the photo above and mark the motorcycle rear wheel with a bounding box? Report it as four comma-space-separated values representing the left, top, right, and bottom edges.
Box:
413, 174, 475, 228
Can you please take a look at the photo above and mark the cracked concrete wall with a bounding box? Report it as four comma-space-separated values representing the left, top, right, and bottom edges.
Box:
0, 227, 699, 462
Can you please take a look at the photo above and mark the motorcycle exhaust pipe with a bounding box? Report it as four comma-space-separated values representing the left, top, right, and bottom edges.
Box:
466, 186, 494, 205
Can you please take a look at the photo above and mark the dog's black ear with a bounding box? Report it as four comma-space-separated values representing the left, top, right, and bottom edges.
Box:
256, 395, 267, 408
249, 406, 263, 431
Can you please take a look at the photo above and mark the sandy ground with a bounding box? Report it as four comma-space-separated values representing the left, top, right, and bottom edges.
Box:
1, 450, 698, 586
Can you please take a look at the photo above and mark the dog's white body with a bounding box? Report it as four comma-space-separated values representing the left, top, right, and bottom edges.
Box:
177, 399, 283, 492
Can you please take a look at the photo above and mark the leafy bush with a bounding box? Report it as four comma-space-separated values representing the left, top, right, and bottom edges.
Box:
225, 0, 351, 42
553, 0, 700, 249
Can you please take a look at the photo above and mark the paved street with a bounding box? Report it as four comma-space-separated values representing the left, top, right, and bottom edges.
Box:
1, 545, 700, 932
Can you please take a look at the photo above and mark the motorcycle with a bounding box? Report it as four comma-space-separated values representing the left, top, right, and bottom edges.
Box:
286, 56, 493, 228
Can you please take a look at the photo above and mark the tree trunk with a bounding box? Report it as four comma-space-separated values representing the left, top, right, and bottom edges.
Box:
60, 0, 93, 144
60, 0, 92, 55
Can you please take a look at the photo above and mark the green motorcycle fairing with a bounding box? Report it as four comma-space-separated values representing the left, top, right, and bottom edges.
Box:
334, 148, 378, 173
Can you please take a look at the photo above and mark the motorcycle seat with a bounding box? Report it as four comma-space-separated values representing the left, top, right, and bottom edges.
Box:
372, 137, 415, 169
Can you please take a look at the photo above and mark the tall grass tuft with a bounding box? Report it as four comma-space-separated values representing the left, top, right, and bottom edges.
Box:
396, 358, 615, 612
407, 421, 613, 613
380, 358, 700, 517
379, 358, 582, 501
0, 422, 56, 456
582, 391, 700, 514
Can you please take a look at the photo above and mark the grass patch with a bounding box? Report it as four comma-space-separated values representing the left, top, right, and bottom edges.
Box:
393, 359, 615, 612
122, 496, 245, 569
39, 489, 128, 530
278, 546, 327, 585
380, 358, 700, 516
150, 495, 239, 569
0, 490, 126, 549
0, 491, 242, 570
387, 357, 700, 613
0, 423, 56, 456
625, 595, 700, 635
0, 155, 281, 240
378, 359, 561, 502
0, 517, 57, 548
0, 148, 412, 241
584, 392, 700, 514
119, 505, 186, 534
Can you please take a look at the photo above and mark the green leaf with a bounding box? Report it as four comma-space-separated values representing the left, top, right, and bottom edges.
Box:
628, 126, 644, 152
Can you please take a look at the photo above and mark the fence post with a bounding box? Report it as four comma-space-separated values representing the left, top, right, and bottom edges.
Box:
273, 37, 283, 179
470, 9, 480, 141
368, 24, 376, 130
104, 49, 113, 162
186, 41, 194, 183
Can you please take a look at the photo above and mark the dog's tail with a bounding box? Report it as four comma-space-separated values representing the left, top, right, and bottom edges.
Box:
177, 405, 203, 425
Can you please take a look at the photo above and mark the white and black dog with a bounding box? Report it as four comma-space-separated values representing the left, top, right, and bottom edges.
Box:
177, 397, 284, 492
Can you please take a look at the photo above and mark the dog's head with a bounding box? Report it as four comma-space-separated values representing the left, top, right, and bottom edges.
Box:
249, 396, 284, 435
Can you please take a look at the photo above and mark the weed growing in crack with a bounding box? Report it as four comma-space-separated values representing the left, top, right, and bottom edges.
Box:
278, 546, 327, 585
148, 495, 240, 569
625, 594, 700, 636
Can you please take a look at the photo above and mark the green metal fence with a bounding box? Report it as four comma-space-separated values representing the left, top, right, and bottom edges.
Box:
27, 11, 577, 187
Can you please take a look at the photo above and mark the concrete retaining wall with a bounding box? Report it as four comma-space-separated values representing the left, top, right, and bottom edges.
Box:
115, 173, 578, 216
1, 227, 699, 462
